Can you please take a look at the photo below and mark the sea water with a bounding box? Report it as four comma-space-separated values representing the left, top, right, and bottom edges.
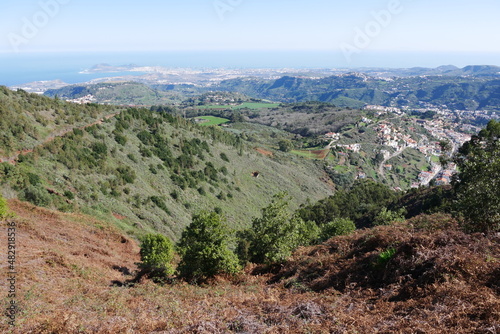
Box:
0, 50, 499, 87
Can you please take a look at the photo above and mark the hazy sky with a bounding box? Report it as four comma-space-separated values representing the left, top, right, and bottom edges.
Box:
1, 0, 499, 66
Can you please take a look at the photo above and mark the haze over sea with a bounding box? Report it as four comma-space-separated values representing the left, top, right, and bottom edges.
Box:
1, 50, 499, 87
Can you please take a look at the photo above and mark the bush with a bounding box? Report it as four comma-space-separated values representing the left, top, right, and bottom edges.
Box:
319, 218, 356, 242
375, 248, 397, 268
91, 142, 108, 158
373, 208, 406, 226
177, 211, 240, 281
150, 196, 171, 215
64, 191, 75, 200
23, 186, 51, 207
27, 173, 41, 186
299, 179, 398, 226
139, 234, 175, 279
0, 195, 11, 220
116, 166, 136, 184
454, 120, 500, 232
247, 192, 319, 264
115, 134, 127, 146
278, 139, 294, 152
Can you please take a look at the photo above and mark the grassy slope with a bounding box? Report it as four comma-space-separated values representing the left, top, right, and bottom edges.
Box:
1, 202, 498, 333
197, 102, 280, 110
45, 82, 180, 105
1, 106, 333, 241
0, 86, 120, 157
195, 116, 230, 126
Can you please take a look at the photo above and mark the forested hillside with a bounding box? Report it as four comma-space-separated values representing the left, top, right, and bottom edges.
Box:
0, 87, 499, 333
43, 70, 500, 112
0, 89, 333, 240
214, 74, 500, 110
0, 86, 120, 157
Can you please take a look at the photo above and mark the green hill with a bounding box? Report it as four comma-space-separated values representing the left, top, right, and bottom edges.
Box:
0, 86, 120, 157
0, 90, 333, 240
45, 82, 186, 105
214, 74, 500, 111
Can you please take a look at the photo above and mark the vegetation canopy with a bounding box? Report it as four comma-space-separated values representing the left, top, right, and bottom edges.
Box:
453, 119, 500, 232
177, 211, 240, 281
139, 233, 175, 279
246, 192, 319, 264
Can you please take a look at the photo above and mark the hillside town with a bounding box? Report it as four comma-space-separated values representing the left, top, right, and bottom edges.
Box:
323, 104, 482, 188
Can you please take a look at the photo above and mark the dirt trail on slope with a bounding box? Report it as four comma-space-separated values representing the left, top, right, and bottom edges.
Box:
378, 148, 406, 179
0, 112, 120, 165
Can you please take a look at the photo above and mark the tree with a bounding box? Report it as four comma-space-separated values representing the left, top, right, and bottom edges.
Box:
247, 192, 319, 264
278, 139, 294, 152
177, 211, 240, 281
231, 112, 244, 123
298, 179, 398, 226
0, 195, 11, 220
373, 208, 406, 226
139, 234, 175, 279
439, 139, 452, 166
319, 218, 356, 242
453, 120, 500, 232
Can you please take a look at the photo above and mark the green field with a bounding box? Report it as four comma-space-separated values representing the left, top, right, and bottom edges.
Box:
197, 102, 279, 110
195, 116, 230, 126
238, 102, 279, 109
292, 150, 318, 159
291, 149, 330, 160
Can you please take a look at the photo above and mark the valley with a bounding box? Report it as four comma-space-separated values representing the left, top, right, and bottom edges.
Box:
1, 64, 499, 333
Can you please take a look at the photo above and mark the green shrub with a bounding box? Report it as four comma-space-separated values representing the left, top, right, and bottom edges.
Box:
23, 186, 51, 207
91, 142, 107, 158
127, 154, 137, 163
116, 166, 136, 184
454, 120, 500, 232
197, 187, 206, 196
139, 234, 175, 278
177, 211, 240, 281
64, 191, 75, 200
0, 195, 11, 220
27, 173, 41, 186
115, 134, 127, 145
375, 248, 397, 268
247, 192, 319, 264
220, 152, 230, 162
373, 208, 406, 226
150, 196, 171, 215
278, 139, 294, 152
319, 218, 356, 242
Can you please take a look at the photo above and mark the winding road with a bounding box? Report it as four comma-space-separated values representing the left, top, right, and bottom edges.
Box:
378, 148, 406, 180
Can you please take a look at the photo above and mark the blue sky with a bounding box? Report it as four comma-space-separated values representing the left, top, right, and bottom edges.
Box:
1, 0, 499, 67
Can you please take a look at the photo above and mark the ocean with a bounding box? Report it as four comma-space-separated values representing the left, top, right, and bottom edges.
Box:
1, 50, 499, 87
0, 51, 342, 87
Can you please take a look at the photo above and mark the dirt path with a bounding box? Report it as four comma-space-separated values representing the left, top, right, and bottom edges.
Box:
325, 139, 338, 149
0, 112, 120, 165
378, 148, 406, 179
